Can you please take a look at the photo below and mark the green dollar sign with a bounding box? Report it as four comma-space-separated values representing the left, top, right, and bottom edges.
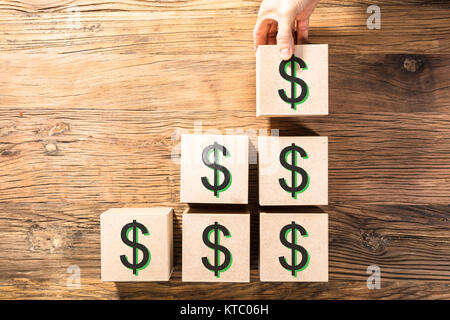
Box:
279, 143, 310, 199
201, 141, 232, 198
201, 222, 232, 278
278, 55, 309, 110
279, 221, 309, 277
120, 220, 151, 276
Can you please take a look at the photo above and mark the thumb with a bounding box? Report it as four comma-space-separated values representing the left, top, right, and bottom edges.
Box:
277, 17, 295, 60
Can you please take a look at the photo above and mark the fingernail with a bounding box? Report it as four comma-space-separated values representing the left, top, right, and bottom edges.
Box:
280, 48, 291, 60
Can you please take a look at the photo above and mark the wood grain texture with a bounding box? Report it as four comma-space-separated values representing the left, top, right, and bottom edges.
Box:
0, 0, 449, 299
0, 1, 449, 54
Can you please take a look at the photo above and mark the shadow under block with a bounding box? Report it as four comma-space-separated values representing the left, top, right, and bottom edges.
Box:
101, 207, 173, 282
182, 208, 250, 282
259, 211, 328, 282
256, 44, 328, 116
258, 136, 328, 206
180, 134, 249, 204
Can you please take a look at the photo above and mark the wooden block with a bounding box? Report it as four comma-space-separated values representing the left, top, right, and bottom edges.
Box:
260, 210, 328, 282
180, 134, 249, 204
258, 136, 328, 205
182, 208, 250, 282
256, 44, 328, 116
101, 207, 173, 281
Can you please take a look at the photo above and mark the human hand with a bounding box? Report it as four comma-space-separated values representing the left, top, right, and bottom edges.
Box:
253, 0, 320, 60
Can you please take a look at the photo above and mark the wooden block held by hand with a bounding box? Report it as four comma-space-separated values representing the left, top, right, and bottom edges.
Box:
258, 136, 328, 206
256, 44, 328, 116
101, 207, 173, 281
180, 134, 249, 204
260, 210, 328, 282
182, 208, 250, 282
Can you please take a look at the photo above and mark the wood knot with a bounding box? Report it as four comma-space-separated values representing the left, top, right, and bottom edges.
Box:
1, 149, 18, 157
37, 121, 70, 136
0, 124, 15, 137
403, 58, 417, 72
361, 231, 388, 253
48, 122, 70, 136
44, 141, 58, 155
26, 224, 69, 253
402, 55, 425, 73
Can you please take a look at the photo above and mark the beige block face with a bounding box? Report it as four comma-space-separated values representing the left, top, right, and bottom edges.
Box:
260, 212, 328, 282
256, 44, 328, 116
101, 207, 173, 282
259, 136, 328, 206
180, 134, 249, 204
182, 209, 250, 282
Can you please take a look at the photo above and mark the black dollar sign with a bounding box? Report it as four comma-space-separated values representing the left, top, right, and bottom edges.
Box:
279, 143, 309, 199
120, 220, 151, 276
278, 55, 309, 110
201, 222, 232, 278
201, 141, 232, 198
279, 221, 309, 277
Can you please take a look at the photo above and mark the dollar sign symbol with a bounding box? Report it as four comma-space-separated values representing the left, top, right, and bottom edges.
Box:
120, 220, 151, 276
279, 143, 309, 199
201, 222, 232, 278
278, 55, 309, 110
201, 141, 232, 198
279, 221, 310, 277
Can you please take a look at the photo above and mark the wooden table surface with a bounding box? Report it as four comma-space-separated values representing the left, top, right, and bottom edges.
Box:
0, 0, 449, 299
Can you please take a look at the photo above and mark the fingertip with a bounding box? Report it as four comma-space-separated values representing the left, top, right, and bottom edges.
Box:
280, 47, 292, 60
253, 20, 270, 52
254, 43, 260, 54
296, 19, 310, 44
276, 17, 295, 60
254, 38, 267, 53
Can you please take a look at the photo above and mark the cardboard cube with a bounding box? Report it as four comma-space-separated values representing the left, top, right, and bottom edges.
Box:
182, 208, 250, 282
101, 207, 173, 281
256, 44, 328, 116
260, 210, 328, 282
258, 136, 328, 206
180, 134, 249, 204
